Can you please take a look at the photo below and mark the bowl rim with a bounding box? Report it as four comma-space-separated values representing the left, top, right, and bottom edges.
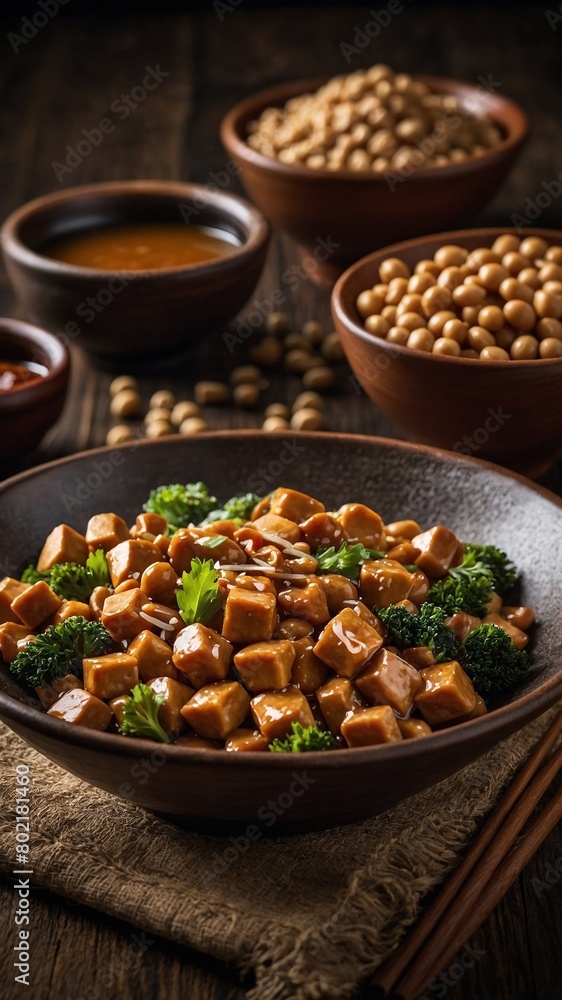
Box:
0, 179, 271, 280
0, 317, 69, 403
220, 73, 529, 183
0, 430, 561, 767
332, 225, 562, 368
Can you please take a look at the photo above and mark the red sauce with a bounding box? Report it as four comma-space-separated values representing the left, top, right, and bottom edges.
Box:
0, 361, 47, 392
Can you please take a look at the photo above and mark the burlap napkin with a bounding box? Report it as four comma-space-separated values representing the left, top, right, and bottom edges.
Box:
0, 708, 558, 1000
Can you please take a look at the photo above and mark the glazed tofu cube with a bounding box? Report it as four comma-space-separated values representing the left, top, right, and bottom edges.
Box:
384, 519, 422, 543
313, 607, 383, 677
483, 612, 529, 651
250, 686, 315, 742
192, 534, 247, 566
222, 587, 277, 644
11, 581, 62, 629
277, 580, 330, 627
133, 512, 168, 537
225, 728, 270, 752
89, 586, 112, 621
52, 600, 92, 624
401, 646, 436, 669
234, 639, 295, 693
341, 705, 403, 747
83, 652, 139, 701
291, 637, 329, 695
268, 487, 325, 523
415, 661, 477, 725
354, 648, 423, 715
0, 577, 30, 624
48, 688, 113, 731
300, 512, 347, 549
412, 526, 459, 577
318, 574, 358, 614
349, 601, 384, 630
252, 513, 301, 544
168, 527, 208, 574
147, 676, 194, 735
106, 539, 162, 587
109, 694, 129, 725
35, 673, 83, 709
37, 524, 89, 571
128, 630, 178, 682
397, 718, 432, 739
336, 502, 386, 550
85, 513, 130, 552
316, 676, 366, 735
140, 562, 179, 606
172, 623, 232, 687
101, 588, 147, 642
444, 611, 482, 642
0, 622, 30, 662
219, 572, 277, 597
360, 559, 418, 609
180, 680, 250, 740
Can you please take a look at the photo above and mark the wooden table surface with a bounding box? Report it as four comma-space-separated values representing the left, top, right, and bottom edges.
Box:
0, 5, 561, 999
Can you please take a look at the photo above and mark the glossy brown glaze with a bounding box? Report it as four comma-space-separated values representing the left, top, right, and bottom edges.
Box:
220, 76, 528, 284
332, 227, 562, 479
1, 180, 270, 363
0, 318, 69, 464
0, 432, 560, 832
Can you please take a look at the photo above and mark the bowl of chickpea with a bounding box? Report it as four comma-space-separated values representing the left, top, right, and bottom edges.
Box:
331, 228, 562, 479
221, 65, 528, 284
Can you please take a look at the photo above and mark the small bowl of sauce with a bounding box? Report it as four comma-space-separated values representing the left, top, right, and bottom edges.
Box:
0, 360, 48, 393
1, 180, 270, 363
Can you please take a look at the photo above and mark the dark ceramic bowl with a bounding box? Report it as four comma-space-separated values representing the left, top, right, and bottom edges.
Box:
332, 227, 562, 480
0, 432, 560, 833
0, 317, 69, 465
221, 75, 528, 284
1, 180, 270, 363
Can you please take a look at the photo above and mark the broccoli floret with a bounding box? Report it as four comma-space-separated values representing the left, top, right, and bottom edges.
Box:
378, 602, 460, 663
462, 543, 518, 597
21, 566, 51, 586
427, 575, 491, 618
462, 623, 529, 697
202, 492, 262, 526
21, 549, 111, 603
269, 722, 336, 752
143, 482, 218, 534
10, 617, 113, 689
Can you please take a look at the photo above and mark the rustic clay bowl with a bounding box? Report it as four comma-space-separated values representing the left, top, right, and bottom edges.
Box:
1, 180, 270, 363
220, 75, 528, 284
0, 317, 69, 465
0, 432, 560, 833
332, 227, 562, 479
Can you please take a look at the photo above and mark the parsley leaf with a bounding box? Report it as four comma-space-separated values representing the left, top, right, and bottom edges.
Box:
175, 558, 222, 626
118, 683, 171, 743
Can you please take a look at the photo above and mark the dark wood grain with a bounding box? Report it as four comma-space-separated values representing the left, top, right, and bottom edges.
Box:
0, 5, 560, 999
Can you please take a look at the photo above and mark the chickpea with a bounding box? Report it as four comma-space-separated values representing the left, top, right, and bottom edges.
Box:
538, 262, 562, 284
396, 293, 423, 315
536, 317, 562, 341
110, 389, 141, 418
437, 266, 465, 291
517, 267, 541, 289
230, 365, 262, 386
321, 332, 345, 362
386, 325, 410, 345
414, 259, 441, 277
477, 305, 505, 332
533, 289, 562, 320
462, 306, 481, 326
356, 289, 384, 318
395, 311, 425, 332
379, 257, 410, 282
171, 401, 200, 426
434, 245, 468, 268
491, 234, 520, 256
467, 326, 496, 351
302, 366, 335, 390
545, 246, 562, 264
262, 415, 290, 431
302, 320, 324, 345
290, 407, 323, 430
519, 236, 548, 260
407, 272, 434, 295
510, 335, 539, 360
480, 345, 510, 361
249, 337, 284, 367
194, 381, 230, 405
264, 402, 290, 419
427, 310, 457, 336
145, 407, 173, 425
373, 283, 389, 298
146, 419, 172, 438
149, 389, 174, 410
498, 278, 534, 304
233, 383, 260, 408
285, 349, 319, 374
386, 277, 409, 304
502, 605, 535, 630
503, 299, 536, 331
407, 328, 434, 352
109, 375, 138, 397
381, 305, 397, 323
452, 282, 487, 307
106, 424, 134, 446
293, 391, 324, 412
432, 337, 461, 356
467, 248, 500, 270
478, 262, 509, 291
179, 417, 209, 434
421, 285, 453, 316
496, 327, 517, 351
265, 311, 289, 337
284, 332, 309, 351
502, 252, 531, 275
539, 337, 562, 358
543, 280, 562, 296
364, 314, 390, 338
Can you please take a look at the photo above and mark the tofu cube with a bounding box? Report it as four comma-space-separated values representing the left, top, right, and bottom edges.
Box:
106, 539, 162, 587
268, 487, 325, 523
0, 622, 30, 662
222, 587, 277, 644
341, 705, 404, 747
192, 534, 247, 566
336, 502, 386, 550
134, 512, 168, 537
225, 728, 270, 752
181, 680, 250, 740
316, 676, 366, 735
313, 607, 383, 677
101, 588, 147, 642
48, 688, 113, 731
250, 686, 315, 742
86, 513, 130, 552
252, 513, 301, 544
360, 559, 418, 609
172, 623, 232, 687
35, 673, 83, 709
0, 577, 30, 625
277, 580, 330, 627
11, 581, 62, 628
140, 561, 179, 606
109, 694, 129, 725
300, 512, 346, 549
147, 676, 194, 735
318, 574, 358, 615
412, 525, 459, 577
415, 661, 477, 725
401, 646, 436, 670
291, 637, 329, 695
354, 648, 423, 715
397, 718, 432, 739
483, 612, 529, 651
83, 652, 139, 701
444, 611, 482, 642
37, 524, 89, 571
234, 640, 295, 693
52, 600, 92, 625
128, 630, 178, 682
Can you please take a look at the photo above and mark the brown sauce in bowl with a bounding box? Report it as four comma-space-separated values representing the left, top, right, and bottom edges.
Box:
0, 360, 48, 392
43, 222, 240, 271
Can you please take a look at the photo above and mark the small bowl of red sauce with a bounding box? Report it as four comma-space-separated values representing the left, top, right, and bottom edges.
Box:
1, 180, 270, 364
0, 318, 69, 465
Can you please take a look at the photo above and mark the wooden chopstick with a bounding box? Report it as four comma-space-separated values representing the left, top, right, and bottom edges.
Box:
372, 710, 562, 998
